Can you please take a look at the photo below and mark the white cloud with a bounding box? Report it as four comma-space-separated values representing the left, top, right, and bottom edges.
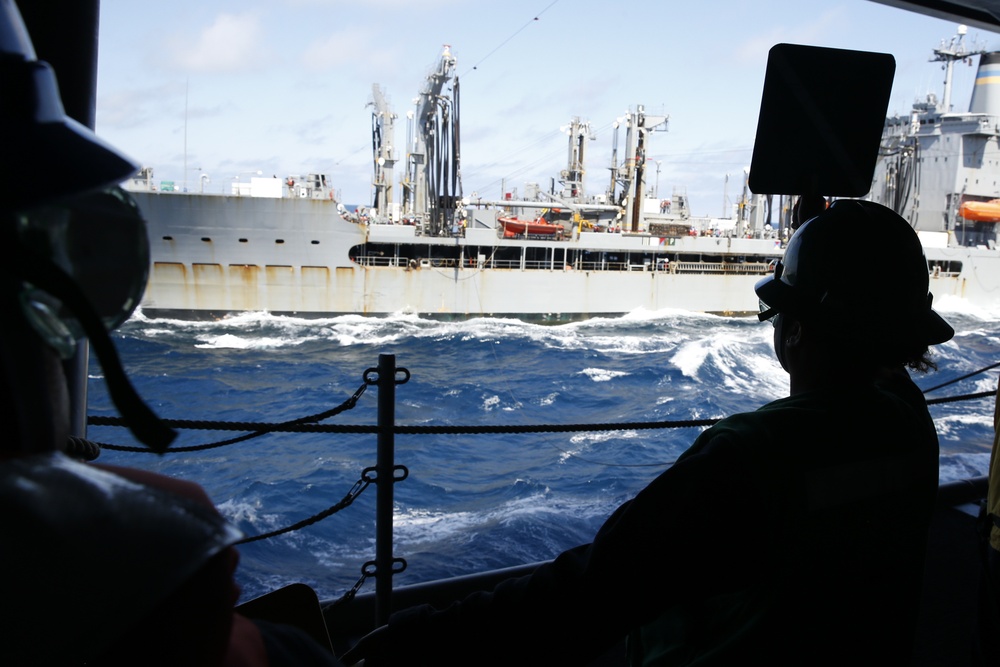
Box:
169, 13, 270, 73
300, 29, 396, 72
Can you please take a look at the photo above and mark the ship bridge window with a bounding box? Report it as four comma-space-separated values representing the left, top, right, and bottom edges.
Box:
239, 238, 248, 243
311, 240, 320, 245
275, 239, 285, 244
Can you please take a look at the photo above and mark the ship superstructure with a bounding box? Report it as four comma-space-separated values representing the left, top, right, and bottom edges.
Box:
868, 26, 1000, 307
873, 26, 1000, 242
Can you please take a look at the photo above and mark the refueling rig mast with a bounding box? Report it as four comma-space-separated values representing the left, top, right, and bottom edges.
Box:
371, 46, 461, 235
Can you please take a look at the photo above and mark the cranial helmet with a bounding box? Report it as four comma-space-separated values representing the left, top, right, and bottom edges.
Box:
0, 0, 174, 450
755, 199, 954, 349
0, 0, 136, 209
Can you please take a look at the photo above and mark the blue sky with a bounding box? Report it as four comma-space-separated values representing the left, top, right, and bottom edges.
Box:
94, 0, 997, 214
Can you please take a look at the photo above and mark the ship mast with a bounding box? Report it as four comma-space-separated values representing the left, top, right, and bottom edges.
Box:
607, 107, 668, 232
931, 24, 985, 112
369, 84, 397, 220
403, 46, 460, 236
559, 117, 594, 199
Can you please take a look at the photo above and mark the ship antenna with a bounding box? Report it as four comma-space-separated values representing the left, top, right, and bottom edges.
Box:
931, 24, 986, 112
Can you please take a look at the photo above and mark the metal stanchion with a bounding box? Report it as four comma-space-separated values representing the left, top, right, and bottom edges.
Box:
373, 353, 409, 626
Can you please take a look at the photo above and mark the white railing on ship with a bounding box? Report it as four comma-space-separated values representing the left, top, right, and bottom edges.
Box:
353, 255, 773, 275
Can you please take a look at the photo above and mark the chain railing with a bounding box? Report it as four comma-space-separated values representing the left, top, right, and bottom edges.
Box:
85, 354, 999, 629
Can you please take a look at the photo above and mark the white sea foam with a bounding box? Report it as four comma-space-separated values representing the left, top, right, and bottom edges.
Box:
391, 505, 479, 545
389, 488, 616, 548
538, 392, 559, 407
617, 306, 731, 324
137, 327, 177, 337
217, 497, 279, 529
668, 325, 787, 399
194, 333, 310, 349
933, 412, 993, 441
930, 294, 1000, 321
939, 452, 991, 483
407, 309, 728, 356
568, 429, 640, 445
561, 429, 640, 462
578, 368, 630, 382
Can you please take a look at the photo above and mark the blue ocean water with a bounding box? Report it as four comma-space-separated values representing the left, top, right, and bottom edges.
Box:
85, 303, 998, 603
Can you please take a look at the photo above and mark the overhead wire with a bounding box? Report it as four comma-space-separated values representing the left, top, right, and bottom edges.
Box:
449, 1, 566, 198
458, 0, 562, 78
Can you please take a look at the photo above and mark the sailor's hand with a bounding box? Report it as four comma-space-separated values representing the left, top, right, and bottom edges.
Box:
340, 624, 390, 666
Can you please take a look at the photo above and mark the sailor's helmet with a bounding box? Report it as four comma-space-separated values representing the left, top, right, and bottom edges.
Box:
0, 0, 137, 211
0, 0, 173, 451
755, 199, 954, 350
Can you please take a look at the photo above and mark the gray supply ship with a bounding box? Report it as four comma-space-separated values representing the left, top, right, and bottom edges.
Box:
128, 47, 787, 321
129, 34, 1000, 322
871, 25, 1000, 309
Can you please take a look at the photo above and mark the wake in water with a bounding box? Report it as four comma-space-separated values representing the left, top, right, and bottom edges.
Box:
87, 305, 999, 600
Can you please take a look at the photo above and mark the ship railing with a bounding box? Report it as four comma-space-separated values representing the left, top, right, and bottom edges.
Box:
354, 255, 407, 268
353, 256, 775, 275
485, 259, 519, 269
85, 353, 998, 658
672, 261, 772, 275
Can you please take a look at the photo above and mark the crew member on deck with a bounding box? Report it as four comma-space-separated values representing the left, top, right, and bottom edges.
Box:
0, 2, 340, 664
981, 385, 1000, 662
344, 200, 953, 666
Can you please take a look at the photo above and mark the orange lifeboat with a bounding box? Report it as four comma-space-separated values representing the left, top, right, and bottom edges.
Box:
499, 216, 564, 237
959, 199, 1000, 222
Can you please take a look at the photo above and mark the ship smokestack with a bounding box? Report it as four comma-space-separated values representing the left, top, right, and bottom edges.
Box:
969, 52, 1000, 115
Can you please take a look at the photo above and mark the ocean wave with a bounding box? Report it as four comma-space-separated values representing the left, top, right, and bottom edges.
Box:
932, 411, 993, 440
577, 368, 631, 382
124, 307, 753, 354
194, 333, 314, 349
217, 497, 281, 531
931, 294, 1000, 320
562, 430, 641, 463
106, 303, 999, 596
390, 485, 619, 550
939, 452, 990, 483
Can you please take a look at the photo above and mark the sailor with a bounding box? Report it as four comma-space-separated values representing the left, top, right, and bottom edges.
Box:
343, 199, 953, 666
982, 387, 1000, 661
0, 1, 340, 664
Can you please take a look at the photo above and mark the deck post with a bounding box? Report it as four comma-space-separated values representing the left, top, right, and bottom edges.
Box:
375, 353, 397, 625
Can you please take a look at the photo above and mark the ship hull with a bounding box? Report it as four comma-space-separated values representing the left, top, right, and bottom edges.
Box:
135, 190, 1000, 320
135, 191, 788, 320
143, 266, 772, 320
